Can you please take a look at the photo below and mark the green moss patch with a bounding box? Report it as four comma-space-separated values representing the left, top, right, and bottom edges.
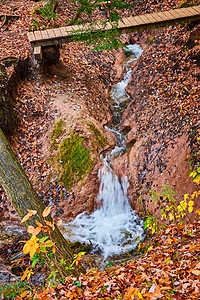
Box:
87, 122, 107, 148
49, 122, 93, 189
50, 119, 65, 150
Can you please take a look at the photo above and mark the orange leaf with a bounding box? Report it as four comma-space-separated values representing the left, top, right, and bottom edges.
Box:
45, 220, 55, 230
36, 220, 44, 228
57, 220, 62, 226
27, 210, 37, 215
32, 227, 41, 236
21, 213, 31, 223
42, 207, 51, 218
28, 226, 35, 234
20, 291, 29, 298
30, 242, 39, 258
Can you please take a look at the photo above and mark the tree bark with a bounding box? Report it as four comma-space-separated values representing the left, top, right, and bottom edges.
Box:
0, 128, 85, 278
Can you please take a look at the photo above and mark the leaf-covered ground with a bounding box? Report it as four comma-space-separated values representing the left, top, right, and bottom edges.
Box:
9, 221, 199, 299
0, 0, 200, 298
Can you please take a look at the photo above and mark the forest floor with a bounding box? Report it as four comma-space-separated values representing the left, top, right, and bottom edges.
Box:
0, 0, 200, 299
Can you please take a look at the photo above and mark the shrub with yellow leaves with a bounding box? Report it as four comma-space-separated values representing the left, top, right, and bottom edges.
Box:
20, 207, 85, 284
144, 181, 200, 235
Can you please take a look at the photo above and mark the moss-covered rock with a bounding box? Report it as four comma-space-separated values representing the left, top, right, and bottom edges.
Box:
49, 121, 94, 190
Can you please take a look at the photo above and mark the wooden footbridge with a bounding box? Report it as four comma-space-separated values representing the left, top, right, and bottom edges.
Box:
27, 5, 200, 61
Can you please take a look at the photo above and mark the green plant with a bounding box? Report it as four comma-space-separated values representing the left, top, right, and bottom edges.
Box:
0, 281, 33, 300
144, 184, 200, 234
20, 207, 85, 284
31, 18, 41, 31
106, 262, 113, 268
37, 0, 58, 19
143, 212, 159, 234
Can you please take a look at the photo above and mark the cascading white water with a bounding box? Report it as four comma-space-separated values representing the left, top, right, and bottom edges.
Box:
62, 44, 144, 259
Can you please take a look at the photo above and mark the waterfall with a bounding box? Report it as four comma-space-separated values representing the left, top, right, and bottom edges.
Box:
62, 44, 144, 259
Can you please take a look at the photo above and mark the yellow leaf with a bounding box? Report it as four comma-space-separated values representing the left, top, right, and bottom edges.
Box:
188, 206, 193, 213
195, 209, 200, 215
179, 200, 187, 210
42, 207, 51, 218
188, 200, 194, 207
137, 290, 143, 299
147, 246, 153, 252
23, 243, 31, 255
57, 220, 62, 226
168, 236, 173, 245
27, 269, 33, 281
184, 194, 189, 200
36, 220, 43, 228
52, 246, 56, 253
21, 267, 29, 281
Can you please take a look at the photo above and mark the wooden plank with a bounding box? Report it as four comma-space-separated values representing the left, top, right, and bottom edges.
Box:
53, 28, 63, 38
46, 29, 56, 39
132, 15, 145, 25
126, 17, 139, 26
178, 7, 194, 17
163, 10, 178, 20
143, 13, 158, 23
71, 24, 81, 31
192, 6, 200, 14
156, 11, 170, 21
27, 32, 35, 42
186, 6, 200, 15
171, 8, 186, 18
176, 7, 192, 17
59, 26, 67, 36
160, 11, 176, 20
137, 14, 151, 24
40, 30, 49, 40
33, 31, 43, 41
167, 9, 183, 19
60, 26, 73, 36
150, 12, 164, 22
34, 46, 42, 61
118, 18, 133, 28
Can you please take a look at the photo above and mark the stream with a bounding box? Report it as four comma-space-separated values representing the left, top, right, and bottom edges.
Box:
0, 44, 144, 285
62, 44, 144, 263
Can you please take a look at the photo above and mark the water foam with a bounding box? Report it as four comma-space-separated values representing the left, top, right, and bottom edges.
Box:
63, 167, 143, 258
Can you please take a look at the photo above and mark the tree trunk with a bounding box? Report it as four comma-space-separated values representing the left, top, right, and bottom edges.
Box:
0, 128, 85, 278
